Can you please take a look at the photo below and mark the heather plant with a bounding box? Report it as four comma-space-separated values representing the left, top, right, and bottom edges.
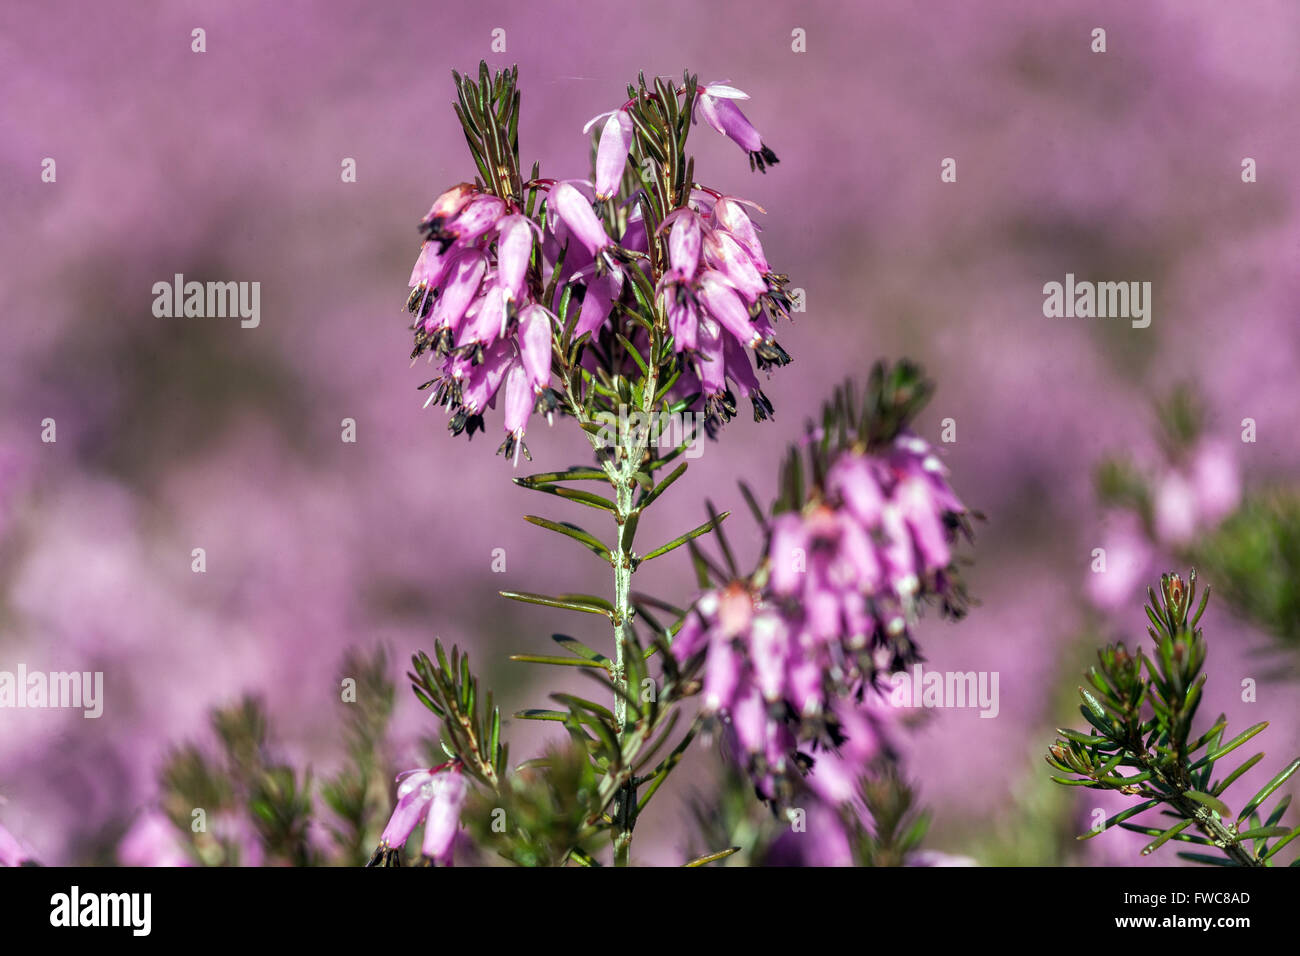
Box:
1091, 385, 1300, 663
371, 62, 977, 867
1048, 570, 1300, 866
135, 647, 397, 868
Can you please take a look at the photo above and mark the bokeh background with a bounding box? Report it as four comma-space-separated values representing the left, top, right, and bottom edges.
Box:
2, 0, 1298, 865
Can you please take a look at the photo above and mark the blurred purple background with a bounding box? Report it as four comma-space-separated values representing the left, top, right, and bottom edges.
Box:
2, 0, 1298, 865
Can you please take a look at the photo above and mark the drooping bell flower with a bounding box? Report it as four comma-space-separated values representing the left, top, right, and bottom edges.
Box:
720, 333, 774, 421
703, 230, 766, 301
457, 338, 514, 417
827, 454, 886, 528
568, 264, 623, 339
661, 207, 704, 278
368, 763, 465, 867
711, 196, 770, 274
456, 281, 511, 349
421, 766, 469, 866
662, 280, 701, 353
380, 770, 437, 841
768, 512, 807, 597
419, 182, 477, 240
495, 214, 540, 301
893, 471, 953, 572
803, 693, 895, 806
696, 272, 760, 347
549, 182, 614, 260
589, 110, 635, 201
702, 631, 743, 713
409, 241, 452, 295
517, 304, 554, 390
697, 83, 779, 172
427, 250, 487, 337
434, 194, 507, 250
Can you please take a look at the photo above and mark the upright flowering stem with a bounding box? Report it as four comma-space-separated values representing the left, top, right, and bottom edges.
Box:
573, 332, 661, 866
608, 440, 641, 866
395, 64, 793, 867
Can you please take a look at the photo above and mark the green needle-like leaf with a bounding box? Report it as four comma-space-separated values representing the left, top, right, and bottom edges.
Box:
1262, 826, 1300, 860
551, 693, 617, 725
639, 511, 730, 564
1236, 825, 1292, 840
551, 633, 611, 664
1078, 799, 1161, 840
682, 847, 740, 867
638, 462, 688, 511
1190, 721, 1269, 770
509, 654, 608, 669
1139, 818, 1196, 854
514, 481, 618, 512
1212, 752, 1264, 796
1238, 758, 1300, 822
1184, 790, 1232, 818
1056, 727, 1115, 747
524, 515, 613, 561
499, 590, 614, 619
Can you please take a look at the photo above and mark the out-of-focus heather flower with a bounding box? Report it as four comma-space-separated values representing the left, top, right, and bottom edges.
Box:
117, 811, 192, 867
368, 763, 466, 866
1153, 471, 1199, 545
673, 367, 972, 804
904, 849, 978, 867
672, 564, 909, 802
697, 83, 779, 173
1088, 437, 1241, 611
762, 801, 853, 866
676, 385, 972, 806
761, 789, 975, 867
769, 432, 970, 661
1087, 512, 1155, 611
1189, 441, 1242, 529
0, 822, 34, 866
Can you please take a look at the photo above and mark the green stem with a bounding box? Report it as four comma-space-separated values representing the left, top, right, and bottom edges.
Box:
609, 441, 639, 867
1131, 750, 1261, 866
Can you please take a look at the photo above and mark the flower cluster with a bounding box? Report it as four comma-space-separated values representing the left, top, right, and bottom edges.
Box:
587, 82, 791, 429
367, 762, 467, 867
671, 366, 972, 803
588, 82, 779, 197
656, 193, 793, 430
404, 72, 793, 463
673, 582, 901, 801
769, 431, 968, 664
1152, 440, 1240, 546
407, 184, 555, 465
1088, 390, 1242, 612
